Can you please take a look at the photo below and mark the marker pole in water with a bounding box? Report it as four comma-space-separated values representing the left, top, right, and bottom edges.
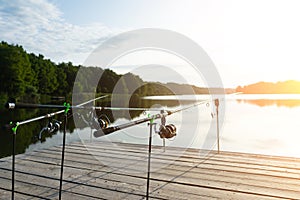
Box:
215, 99, 220, 153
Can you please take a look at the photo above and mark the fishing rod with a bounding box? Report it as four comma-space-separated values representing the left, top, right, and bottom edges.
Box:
93, 98, 218, 199
5, 95, 109, 134
94, 94, 230, 199
5, 94, 167, 135
6, 102, 164, 112
93, 99, 211, 137
5, 93, 223, 199
5, 95, 108, 200
93, 106, 163, 111
5, 95, 109, 110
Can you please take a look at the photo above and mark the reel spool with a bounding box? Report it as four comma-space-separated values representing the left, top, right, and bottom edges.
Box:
38, 119, 62, 140
48, 120, 61, 133
88, 112, 110, 130
98, 117, 109, 129
158, 124, 177, 139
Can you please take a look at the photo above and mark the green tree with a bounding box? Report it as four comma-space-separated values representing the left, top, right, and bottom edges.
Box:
57, 62, 79, 94
0, 42, 34, 98
121, 73, 143, 93
98, 69, 120, 93
54, 66, 67, 95
29, 54, 58, 94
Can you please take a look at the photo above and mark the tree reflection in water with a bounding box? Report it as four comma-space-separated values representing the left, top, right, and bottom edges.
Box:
0, 97, 183, 158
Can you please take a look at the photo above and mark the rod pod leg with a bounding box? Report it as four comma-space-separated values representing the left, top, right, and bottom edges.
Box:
11, 130, 16, 200
146, 122, 156, 199
59, 114, 67, 199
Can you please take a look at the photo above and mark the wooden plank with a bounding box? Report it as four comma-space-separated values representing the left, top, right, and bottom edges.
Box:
149, 182, 285, 200
47, 144, 300, 180
65, 141, 300, 178
16, 145, 298, 182
0, 153, 151, 199
11, 145, 300, 198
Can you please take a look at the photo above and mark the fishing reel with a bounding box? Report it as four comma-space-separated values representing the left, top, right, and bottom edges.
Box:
158, 124, 177, 139
48, 119, 62, 133
90, 113, 110, 130
155, 110, 177, 140
98, 116, 109, 129
38, 119, 62, 140
73, 111, 110, 130
151, 110, 177, 151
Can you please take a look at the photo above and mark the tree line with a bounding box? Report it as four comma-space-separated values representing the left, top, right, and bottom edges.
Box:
0, 41, 214, 104
0, 41, 145, 102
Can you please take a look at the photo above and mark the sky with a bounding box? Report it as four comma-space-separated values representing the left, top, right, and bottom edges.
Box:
1, 0, 300, 88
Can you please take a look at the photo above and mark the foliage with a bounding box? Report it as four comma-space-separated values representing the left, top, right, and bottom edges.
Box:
0, 41, 34, 98
28, 53, 58, 94
0, 41, 215, 104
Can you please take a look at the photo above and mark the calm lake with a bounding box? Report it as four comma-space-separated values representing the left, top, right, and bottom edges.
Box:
1, 94, 300, 159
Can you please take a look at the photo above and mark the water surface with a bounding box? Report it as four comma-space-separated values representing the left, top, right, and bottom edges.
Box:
1, 94, 300, 159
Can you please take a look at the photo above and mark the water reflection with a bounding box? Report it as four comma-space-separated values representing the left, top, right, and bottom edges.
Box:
0, 97, 181, 159
0, 108, 49, 158
237, 99, 300, 107
3, 94, 300, 159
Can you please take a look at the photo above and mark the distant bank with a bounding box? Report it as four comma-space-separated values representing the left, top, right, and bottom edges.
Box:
236, 80, 300, 94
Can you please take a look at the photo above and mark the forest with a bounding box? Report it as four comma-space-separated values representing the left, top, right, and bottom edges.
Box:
0, 41, 215, 105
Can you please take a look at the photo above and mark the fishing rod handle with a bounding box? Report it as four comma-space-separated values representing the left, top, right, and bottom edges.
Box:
94, 127, 119, 137
5, 102, 64, 109
5, 102, 17, 109
5, 102, 48, 109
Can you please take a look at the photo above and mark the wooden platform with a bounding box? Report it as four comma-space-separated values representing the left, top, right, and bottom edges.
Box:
1, 141, 300, 199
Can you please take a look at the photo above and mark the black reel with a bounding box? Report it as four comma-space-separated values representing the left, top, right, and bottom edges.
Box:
90, 114, 110, 130
98, 118, 109, 129
158, 124, 177, 139
38, 119, 62, 140
48, 119, 61, 133
157, 110, 177, 139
